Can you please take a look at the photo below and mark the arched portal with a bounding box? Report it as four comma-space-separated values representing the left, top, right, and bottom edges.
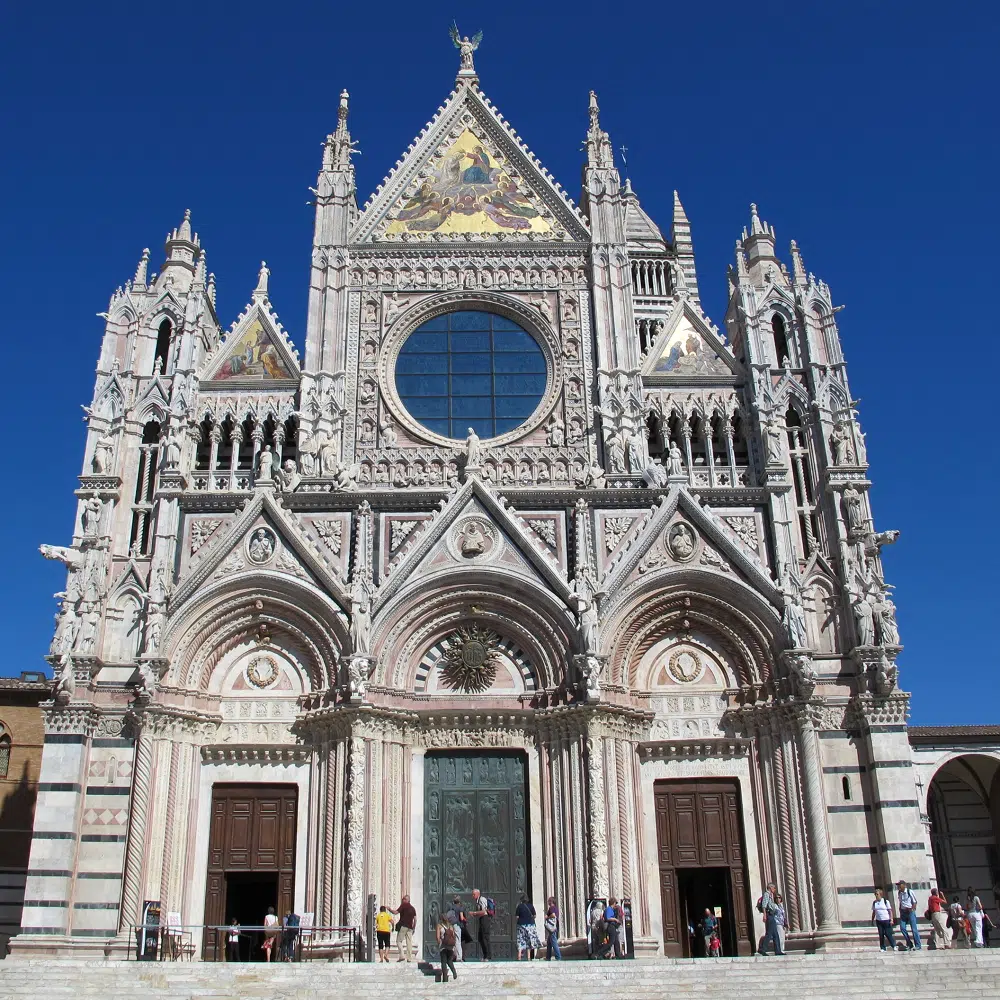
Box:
927, 754, 1000, 912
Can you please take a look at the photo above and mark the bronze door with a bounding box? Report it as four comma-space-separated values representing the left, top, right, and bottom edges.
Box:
423, 752, 529, 961
654, 779, 751, 956
202, 783, 297, 959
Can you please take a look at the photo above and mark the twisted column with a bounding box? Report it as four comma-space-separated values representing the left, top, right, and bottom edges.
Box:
585, 735, 609, 898
770, 720, 801, 930
345, 735, 366, 930
119, 725, 153, 931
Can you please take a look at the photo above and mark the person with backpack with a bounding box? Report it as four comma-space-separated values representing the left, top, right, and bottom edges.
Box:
756, 883, 784, 956
603, 897, 626, 958
469, 888, 493, 961
895, 880, 921, 950
436, 913, 459, 982
445, 895, 467, 962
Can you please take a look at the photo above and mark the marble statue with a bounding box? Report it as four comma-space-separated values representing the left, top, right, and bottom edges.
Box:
92, 435, 114, 474
248, 528, 275, 564
783, 594, 808, 649
547, 415, 565, 448
762, 415, 783, 465
257, 445, 274, 481
450, 23, 482, 72
351, 577, 372, 655
874, 593, 899, 646
666, 440, 685, 477
465, 428, 482, 468
842, 485, 866, 534
853, 593, 875, 646
81, 497, 102, 537
275, 459, 301, 493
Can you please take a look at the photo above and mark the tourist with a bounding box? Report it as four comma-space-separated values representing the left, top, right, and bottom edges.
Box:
588, 899, 609, 959
515, 893, 541, 960
544, 896, 562, 960
774, 894, 788, 955
445, 895, 466, 961
469, 888, 493, 961
872, 888, 895, 951
896, 880, 921, 950
436, 913, 459, 982
375, 905, 394, 962
927, 888, 950, 949
390, 893, 417, 962
983, 906, 995, 947
700, 908, 718, 958
967, 894, 985, 948
261, 906, 279, 962
604, 896, 624, 958
281, 909, 299, 961
226, 919, 241, 962
950, 896, 970, 948
757, 883, 784, 956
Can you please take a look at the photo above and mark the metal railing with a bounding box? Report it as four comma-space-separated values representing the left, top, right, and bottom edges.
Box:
127, 923, 358, 963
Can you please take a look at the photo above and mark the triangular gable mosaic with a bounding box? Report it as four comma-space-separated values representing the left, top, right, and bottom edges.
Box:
643, 303, 734, 378
206, 315, 296, 382
385, 127, 554, 237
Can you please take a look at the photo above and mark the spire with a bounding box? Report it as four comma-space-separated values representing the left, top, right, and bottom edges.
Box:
252, 261, 270, 302
161, 209, 201, 284
790, 239, 807, 288
194, 250, 207, 287
207, 272, 217, 308
323, 90, 356, 172
133, 248, 150, 288
671, 190, 700, 303
742, 202, 780, 285
585, 90, 614, 169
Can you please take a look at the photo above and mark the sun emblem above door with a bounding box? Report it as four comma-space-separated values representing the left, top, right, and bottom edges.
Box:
439, 625, 501, 693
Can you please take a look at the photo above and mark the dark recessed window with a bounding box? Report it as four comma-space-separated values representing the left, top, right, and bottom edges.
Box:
394, 310, 546, 439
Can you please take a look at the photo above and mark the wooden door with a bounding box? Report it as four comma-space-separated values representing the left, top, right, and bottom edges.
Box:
202, 784, 297, 957
654, 779, 751, 956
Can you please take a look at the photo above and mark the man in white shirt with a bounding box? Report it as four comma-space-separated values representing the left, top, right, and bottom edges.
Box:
896, 880, 921, 950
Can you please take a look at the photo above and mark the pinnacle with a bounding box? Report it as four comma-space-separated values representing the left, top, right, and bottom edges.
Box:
673, 190, 690, 224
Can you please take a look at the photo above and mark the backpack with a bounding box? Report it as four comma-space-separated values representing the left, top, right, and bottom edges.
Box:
442, 925, 456, 948
287, 913, 299, 928
756, 896, 765, 914
485, 897, 496, 918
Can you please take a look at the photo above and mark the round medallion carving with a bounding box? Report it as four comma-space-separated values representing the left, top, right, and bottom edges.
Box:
448, 516, 499, 563
439, 625, 500, 693
668, 648, 704, 684
666, 521, 698, 563
246, 655, 279, 689
247, 527, 277, 565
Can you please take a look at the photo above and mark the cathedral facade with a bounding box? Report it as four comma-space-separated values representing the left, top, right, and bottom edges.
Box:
17, 50, 938, 959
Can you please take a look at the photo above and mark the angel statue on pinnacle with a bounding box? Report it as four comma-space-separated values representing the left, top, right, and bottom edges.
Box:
450, 22, 483, 74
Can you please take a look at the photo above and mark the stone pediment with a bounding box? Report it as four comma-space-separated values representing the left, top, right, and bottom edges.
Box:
641, 299, 739, 380
373, 478, 572, 612
600, 488, 782, 608
353, 85, 590, 245
201, 293, 299, 386
171, 490, 349, 610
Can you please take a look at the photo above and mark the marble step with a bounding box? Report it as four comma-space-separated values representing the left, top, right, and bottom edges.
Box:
2, 953, 999, 1000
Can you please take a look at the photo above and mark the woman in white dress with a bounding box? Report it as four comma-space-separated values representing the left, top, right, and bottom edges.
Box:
967, 894, 985, 948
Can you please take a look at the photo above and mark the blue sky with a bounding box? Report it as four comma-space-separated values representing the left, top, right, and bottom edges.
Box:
0, 2, 995, 723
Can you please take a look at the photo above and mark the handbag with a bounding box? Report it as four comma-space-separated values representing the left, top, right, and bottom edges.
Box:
544, 915, 557, 934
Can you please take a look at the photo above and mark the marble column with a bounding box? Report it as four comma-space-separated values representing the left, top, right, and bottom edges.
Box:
585, 734, 609, 898
796, 708, 840, 934
345, 734, 366, 930
119, 723, 153, 931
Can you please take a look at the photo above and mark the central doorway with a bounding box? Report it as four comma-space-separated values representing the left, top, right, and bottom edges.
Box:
654, 779, 752, 957
422, 751, 529, 961
202, 783, 297, 960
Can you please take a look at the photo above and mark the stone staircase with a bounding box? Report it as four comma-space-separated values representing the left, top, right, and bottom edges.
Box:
1, 951, 999, 999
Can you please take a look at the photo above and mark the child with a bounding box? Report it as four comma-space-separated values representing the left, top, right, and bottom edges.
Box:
375, 905, 394, 962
